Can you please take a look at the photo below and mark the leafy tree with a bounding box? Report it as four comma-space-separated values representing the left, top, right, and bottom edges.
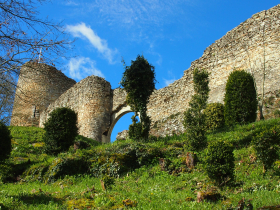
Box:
120, 55, 156, 140
183, 68, 209, 151
0, 0, 71, 114
0, 121, 12, 162
224, 70, 257, 126
43, 107, 78, 155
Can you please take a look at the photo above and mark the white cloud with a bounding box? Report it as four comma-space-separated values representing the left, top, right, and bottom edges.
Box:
66, 22, 118, 64
91, 0, 190, 26
163, 78, 176, 86
68, 57, 105, 81
64, 0, 79, 6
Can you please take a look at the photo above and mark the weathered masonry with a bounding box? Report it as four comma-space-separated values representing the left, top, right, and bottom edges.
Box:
11, 4, 280, 142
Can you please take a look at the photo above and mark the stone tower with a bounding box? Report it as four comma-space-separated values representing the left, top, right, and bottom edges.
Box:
10, 62, 76, 126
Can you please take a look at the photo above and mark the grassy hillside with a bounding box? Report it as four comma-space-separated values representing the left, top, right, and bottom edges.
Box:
1, 118, 280, 209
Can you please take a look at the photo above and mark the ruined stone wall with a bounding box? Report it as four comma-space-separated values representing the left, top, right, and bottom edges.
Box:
11, 4, 280, 141
148, 4, 280, 137
112, 88, 128, 113
39, 76, 112, 142
10, 62, 76, 127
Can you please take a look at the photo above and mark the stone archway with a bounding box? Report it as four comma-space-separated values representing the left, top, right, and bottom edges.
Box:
102, 105, 133, 143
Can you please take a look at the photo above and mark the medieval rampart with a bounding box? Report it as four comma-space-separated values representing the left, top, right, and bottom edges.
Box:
10, 62, 76, 127
147, 4, 280, 136
11, 4, 280, 141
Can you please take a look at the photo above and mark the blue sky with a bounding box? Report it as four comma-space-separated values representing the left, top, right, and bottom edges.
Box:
36, 0, 279, 141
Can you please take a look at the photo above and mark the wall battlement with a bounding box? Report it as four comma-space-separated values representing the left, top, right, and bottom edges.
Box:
11, 4, 280, 141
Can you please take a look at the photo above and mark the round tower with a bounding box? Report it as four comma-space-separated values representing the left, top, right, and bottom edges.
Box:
39, 75, 112, 143
10, 62, 76, 126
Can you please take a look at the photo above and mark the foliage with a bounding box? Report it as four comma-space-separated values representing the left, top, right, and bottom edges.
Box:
224, 70, 258, 126
0, 121, 12, 161
204, 103, 225, 131
184, 68, 209, 151
120, 55, 156, 140
205, 140, 235, 186
43, 107, 78, 155
2, 120, 280, 209
252, 125, 280, 173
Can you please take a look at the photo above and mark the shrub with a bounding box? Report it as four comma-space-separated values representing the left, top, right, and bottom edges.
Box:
205, 140, 235, 186
204, 103, 225, 131
184, 69, 209, 151
252, 125, 280, 173
0, 121, 12, 162
224, 70, 257, 126
43, 107, 78, 155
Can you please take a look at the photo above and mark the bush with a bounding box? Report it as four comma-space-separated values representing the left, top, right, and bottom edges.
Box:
205, 140, 235, 186
43, 107, 78, 155
204, 103, 225, 131
252, 125, 280, 173
224, 70, 257, 126
0, 121, 12, 162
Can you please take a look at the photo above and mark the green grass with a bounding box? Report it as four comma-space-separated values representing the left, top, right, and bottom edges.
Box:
1, 118, 280, 209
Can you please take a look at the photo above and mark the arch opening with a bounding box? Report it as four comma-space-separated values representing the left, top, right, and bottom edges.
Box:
102, 105, 133, 143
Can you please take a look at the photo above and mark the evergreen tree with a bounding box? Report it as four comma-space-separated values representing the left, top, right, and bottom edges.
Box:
184, 69, 209, 151
224, 70, 257, 126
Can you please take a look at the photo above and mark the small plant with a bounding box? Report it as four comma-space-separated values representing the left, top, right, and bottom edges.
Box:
224, 70, 257, 126
0, 121, 12, 162
252, 126, 280, 173
101, 175, 115, 190
205, 140, 235, 186
204, 103, 225, 131
184, 68, 209, 151
273, 110, 280, 118
43, 107, 78, 155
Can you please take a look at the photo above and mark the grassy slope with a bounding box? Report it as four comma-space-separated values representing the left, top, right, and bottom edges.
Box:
1, 119, 280, 209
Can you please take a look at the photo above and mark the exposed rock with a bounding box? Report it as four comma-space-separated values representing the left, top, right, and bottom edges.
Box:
116, 130, 129, 140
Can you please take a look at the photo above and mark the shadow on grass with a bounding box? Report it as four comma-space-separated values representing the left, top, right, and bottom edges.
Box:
16, 193, 63, 205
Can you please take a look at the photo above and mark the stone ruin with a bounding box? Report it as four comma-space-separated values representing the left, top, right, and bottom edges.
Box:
11, 4, 280, 142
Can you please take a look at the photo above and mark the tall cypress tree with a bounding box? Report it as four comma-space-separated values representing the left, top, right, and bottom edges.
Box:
184, 68, 209, 151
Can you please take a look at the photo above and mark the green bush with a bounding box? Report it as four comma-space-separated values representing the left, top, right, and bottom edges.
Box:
43, 107, 78, 155
0, 121, 12, 162
205, 140, 235, 185
204, 103, 225, 131
224, 70, 257, 126
252, 125, 280, 173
